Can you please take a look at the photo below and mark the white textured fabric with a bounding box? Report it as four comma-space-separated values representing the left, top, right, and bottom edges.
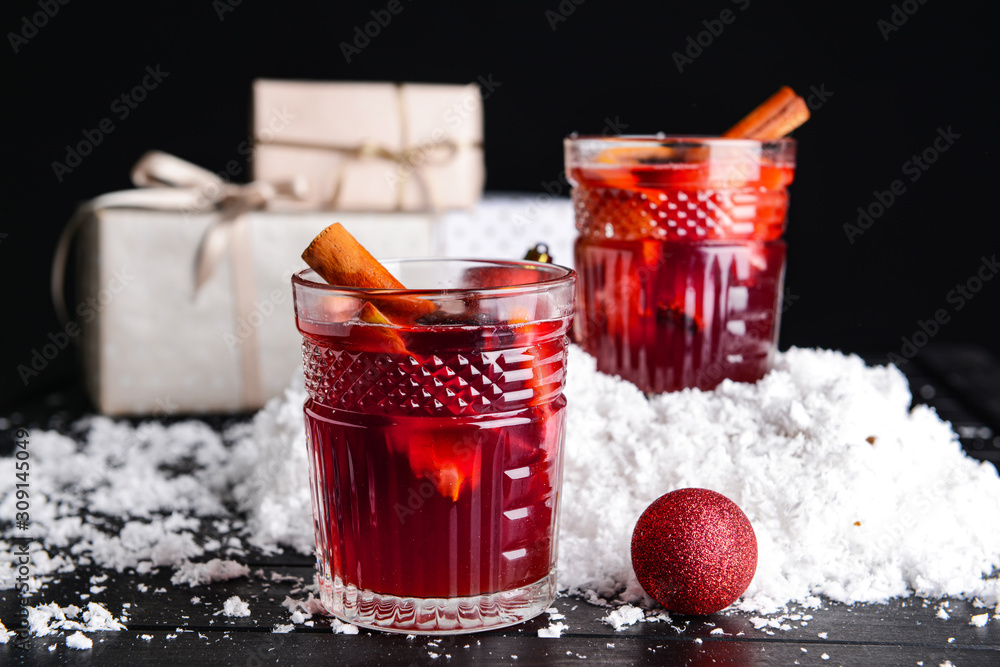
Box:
438, 194, 576, 268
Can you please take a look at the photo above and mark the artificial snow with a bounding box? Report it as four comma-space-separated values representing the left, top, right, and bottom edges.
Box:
221, 596, 250, 618
282, 593, 326, 617
171, 558, 250, 587
0, 619, 13, 644
544, 607, 565, 621
82, 601, 127, 631
331, 619, 360, 635
602, 605, 645, 630
2, 346, 999, 632
65, 631, 93, 650
558, 347, 1000, 614
24, 602, 125, 637
224, 384, 314, 555
537, 621, 569, 638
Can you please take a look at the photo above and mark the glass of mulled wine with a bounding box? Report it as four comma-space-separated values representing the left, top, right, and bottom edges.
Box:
566, 136, 796, 393
292, 259, 576, 634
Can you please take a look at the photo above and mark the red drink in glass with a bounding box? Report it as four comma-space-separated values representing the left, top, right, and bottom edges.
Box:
292, 259, 575, 634
566, 137, 796, 393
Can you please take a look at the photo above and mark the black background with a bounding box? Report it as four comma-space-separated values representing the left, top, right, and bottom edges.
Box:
1, 0, 996, 407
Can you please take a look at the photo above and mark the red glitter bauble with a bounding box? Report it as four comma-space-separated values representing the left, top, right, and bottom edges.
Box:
631, 488, 757, 616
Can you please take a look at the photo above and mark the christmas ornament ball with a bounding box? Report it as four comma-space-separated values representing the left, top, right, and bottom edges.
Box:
631, 488, 757, 615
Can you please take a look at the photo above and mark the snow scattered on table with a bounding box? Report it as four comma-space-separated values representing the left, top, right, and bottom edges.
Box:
171, 558, 250, 587
331, 619, 359, 635
0, 620, 14, 644
537, 621, 568, 638
65, 631, 93, 650
221, 596, 250, 618
4, 346, 1000, 641
558, 348, 1000, 622
602, 604, 646, 630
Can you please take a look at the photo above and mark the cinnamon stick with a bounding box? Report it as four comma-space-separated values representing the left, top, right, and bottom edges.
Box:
303, 222, 407, 290
302, 222, 436, 322
723, 86, 810, 140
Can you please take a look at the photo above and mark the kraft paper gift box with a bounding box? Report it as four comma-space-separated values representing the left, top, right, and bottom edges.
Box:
252, 79, 484, 211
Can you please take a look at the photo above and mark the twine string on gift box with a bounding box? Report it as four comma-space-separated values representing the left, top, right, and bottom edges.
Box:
258, 136, 458, 212
255, 83, 476, 212
51, 151, 307, 410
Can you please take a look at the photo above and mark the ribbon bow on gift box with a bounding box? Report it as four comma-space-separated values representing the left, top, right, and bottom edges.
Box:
51, 151, 308, 408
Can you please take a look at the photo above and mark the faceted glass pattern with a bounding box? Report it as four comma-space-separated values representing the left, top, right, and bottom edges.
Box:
302, 343, 564, 417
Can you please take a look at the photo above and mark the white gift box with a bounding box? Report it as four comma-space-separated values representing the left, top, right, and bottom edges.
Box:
68, 188, 576, 417
76, 209, 435, 416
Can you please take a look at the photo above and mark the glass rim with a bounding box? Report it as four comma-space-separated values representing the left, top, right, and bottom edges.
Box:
564, 134, 796, 149
292, 257, 576, 298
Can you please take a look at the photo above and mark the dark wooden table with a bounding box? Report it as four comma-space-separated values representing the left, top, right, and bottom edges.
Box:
3, 345, 999, 666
